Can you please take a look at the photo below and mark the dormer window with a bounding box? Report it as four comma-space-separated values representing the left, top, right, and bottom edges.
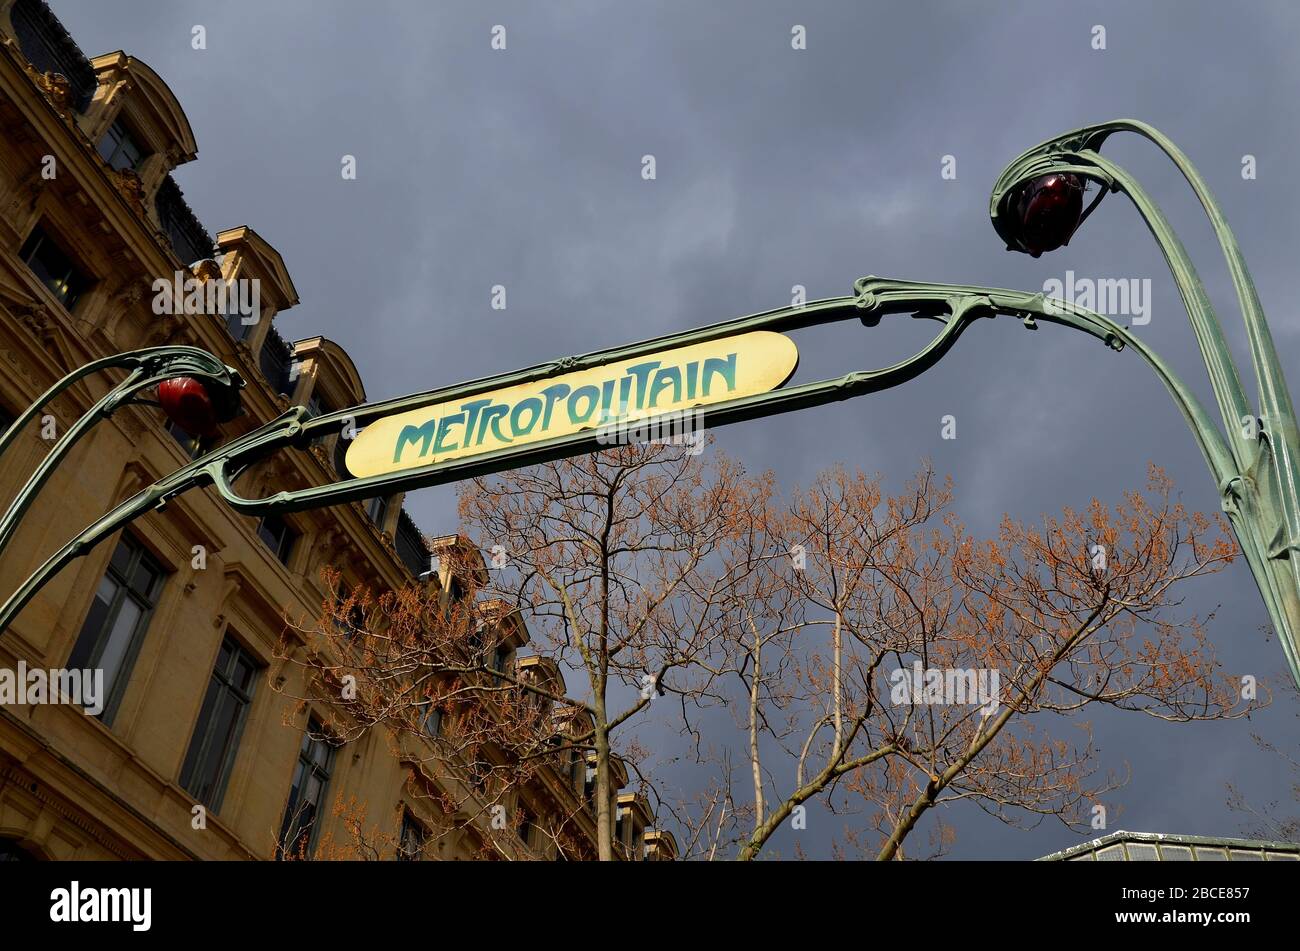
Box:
306, 391, 331, 420
98, 119, 145, 172
21, 225, 88, 311
225, 310, 255, 343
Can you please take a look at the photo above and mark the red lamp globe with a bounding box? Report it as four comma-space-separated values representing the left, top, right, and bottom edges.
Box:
1011, 172, 1085, 257
158, 376, 221, 437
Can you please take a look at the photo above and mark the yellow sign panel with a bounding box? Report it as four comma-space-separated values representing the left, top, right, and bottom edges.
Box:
345, 331, 799, 478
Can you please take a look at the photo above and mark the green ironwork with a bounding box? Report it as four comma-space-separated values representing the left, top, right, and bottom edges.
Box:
993, 119, 1300, 689
1, 119, 1296, 691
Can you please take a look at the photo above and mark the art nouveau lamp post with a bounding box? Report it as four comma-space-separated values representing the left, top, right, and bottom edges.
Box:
1, 119, 1296, 689
989, 119, 1300, 688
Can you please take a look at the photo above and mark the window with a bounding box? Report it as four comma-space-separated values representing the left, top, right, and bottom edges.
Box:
277, 720, 335, 859
468, 758, 489, 793
331, 581, 366, 639
166, 419, 212, 459
66, 533, 164, 723
0, 838, 37, 862
421, 702, 443, 738
225, 311, 255, 342
179, 637, 258, 812
398, 810, 427, 861
257, 514, 298, 565
305, 391, 331, 420
491, 645, 510, 674
20, 226, 86, 310
365, 494, 389, 530
517, 806, 536, 847
97, 120, 144, 172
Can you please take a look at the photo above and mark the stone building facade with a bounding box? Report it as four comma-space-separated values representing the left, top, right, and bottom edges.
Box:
0, 0, 674, 862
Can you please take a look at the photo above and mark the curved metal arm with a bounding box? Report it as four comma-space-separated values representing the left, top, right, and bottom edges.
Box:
0, 405, 301, 634
0, 282, 1221, 643
991, 123, 1254, 466
991, 120, 1300, 687
0, 347, 243, 565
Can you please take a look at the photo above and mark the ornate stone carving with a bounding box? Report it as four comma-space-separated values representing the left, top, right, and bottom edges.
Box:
109, 167, 146, 217
33, 71, 72, 111
113, 276, 147, 310
18, 302, 56, 346
192, 258, 222, 283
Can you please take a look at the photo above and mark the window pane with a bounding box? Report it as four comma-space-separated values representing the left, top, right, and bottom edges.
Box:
423, 705, 442, 738
130, 558, 160, 599
96, 126, 120, 163
310, 739, 330, 768
109, 538, 133, 577
95, 597, 142, 701
303, 772, 322, 805
287, 760, 306, 800
191, 691, 239, 802
67, 575, 118, 672
278, 722, 332, 859
179, 677, 222, 794
225, 311, 253, 342
114, 136, 142, 172
20, 227, 83, 309
257, 516, 296, 564
294, 801, 317, 842
180, 639, 257, 811
98, 122, 143, 172
235, 656, 256, 694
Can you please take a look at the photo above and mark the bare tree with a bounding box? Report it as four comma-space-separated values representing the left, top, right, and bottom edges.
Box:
459, 438, 750, 860
678, 463, 1257, 860
274, 558, 602, 860
274, 443, 1255, 862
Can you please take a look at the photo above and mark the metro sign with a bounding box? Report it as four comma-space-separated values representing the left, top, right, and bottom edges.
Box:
345, 331, 799, 478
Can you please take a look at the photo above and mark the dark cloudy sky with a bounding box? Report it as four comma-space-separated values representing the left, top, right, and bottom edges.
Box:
50, 0, 1300, 858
